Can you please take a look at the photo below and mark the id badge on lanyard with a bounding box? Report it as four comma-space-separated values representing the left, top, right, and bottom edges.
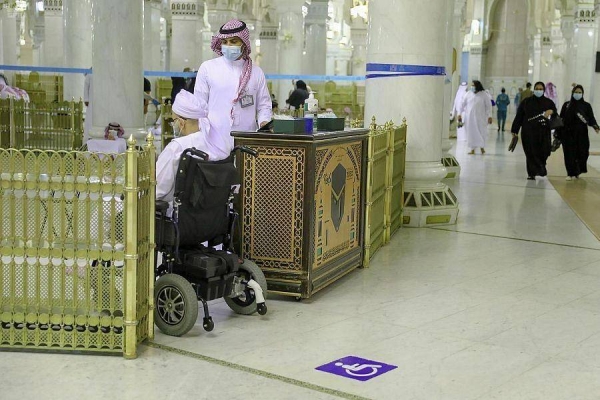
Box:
240, 94, 254, 108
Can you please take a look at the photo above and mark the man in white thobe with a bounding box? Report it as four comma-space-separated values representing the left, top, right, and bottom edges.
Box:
194, 19, 272, 160
458, 81, 492, 154
156, 90, 221, 203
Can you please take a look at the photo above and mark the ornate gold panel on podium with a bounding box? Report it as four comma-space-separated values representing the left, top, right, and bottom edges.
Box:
233, 129, 368, 299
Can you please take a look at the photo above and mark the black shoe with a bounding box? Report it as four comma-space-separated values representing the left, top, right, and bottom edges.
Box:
527, 176, 535, 180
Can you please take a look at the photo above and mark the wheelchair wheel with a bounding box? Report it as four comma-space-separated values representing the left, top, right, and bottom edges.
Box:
225, 259, 267, 315
154, 273, 198, 336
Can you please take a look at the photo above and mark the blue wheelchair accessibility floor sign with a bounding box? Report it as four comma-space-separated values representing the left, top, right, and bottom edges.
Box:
316, 356, 398, 382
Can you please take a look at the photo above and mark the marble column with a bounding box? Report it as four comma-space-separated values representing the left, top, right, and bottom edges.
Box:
276, 0, 303, 107
28, 1, 45, 66
336, 49, 352, 76
0, 12, 3, 65
91, 0, 145, 140
590, 4, 600, 145
467, 0, 486, 81
144, 0, 162, 71
549, 20, 566, 107
63, 0, 92, 102
572, 3, 596, 97
350, 17, 367, 77
257, 19, 278, 74
449, 0, 467, 140
1, 6, 19, 83
539, 30, 553, 83
350, 17, 367, 113
364, 0, 458, 227
442, 0, 463, 180
303, 0, 327, 75
561, 13, 575, 97
169, 0, 202, 71
144, 0, 162, 126
42, 0, 63, 67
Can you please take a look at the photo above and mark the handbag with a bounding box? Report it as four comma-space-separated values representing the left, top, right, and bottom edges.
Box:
508, 135, 518, 152
549, 116, 564, 130
550, 132, 561, 152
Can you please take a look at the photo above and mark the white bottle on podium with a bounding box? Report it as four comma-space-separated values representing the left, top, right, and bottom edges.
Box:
305, 92, 318, 133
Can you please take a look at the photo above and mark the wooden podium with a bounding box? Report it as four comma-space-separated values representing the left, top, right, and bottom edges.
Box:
232, 129, 369, 299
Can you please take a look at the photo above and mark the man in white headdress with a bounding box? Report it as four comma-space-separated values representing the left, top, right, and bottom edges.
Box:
156, 90, 220, 202
194, 19, 272, 160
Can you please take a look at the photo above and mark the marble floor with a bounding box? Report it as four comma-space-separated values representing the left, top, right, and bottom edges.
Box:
4, 127, 600, 400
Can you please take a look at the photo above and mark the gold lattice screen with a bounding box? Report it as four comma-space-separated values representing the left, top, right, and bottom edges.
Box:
242, 146, 305, 271
0, 138, 155, 358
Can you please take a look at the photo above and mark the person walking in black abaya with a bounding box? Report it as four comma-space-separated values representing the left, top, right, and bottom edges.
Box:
510, 81, 558, 180
558, 85, 600, 180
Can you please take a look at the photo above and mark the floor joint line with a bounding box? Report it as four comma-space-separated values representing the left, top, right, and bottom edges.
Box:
144, 341, 372, 400
426, 227, 600, 251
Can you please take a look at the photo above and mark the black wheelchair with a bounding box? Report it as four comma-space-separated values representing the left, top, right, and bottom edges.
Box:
154, 146, 267, 337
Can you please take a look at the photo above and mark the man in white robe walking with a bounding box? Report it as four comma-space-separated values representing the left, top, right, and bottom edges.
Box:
458, 80, 492, 154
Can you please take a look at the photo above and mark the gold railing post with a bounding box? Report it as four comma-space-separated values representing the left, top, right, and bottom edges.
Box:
9, 97, 15, 148
384, 121, 395, 244
124, 134, 139, 359
70, 98, 76, 149
363, 116, 376, 267
146, 132, 156, 339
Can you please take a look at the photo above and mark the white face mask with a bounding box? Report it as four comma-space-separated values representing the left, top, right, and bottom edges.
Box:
573, 93, 583, 101
534, 90, 544, 98
222, 45, 242, 61
470, 86, 476, 92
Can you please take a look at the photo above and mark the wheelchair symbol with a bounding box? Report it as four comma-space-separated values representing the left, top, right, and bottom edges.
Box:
334, 362, 383, 377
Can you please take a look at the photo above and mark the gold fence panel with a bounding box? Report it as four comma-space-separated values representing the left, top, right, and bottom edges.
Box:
15, 73, 64, 103
0, 135, 154, 358
363, 117, 389, 267
0, 99, 10, 148
389, 120, 407, 237
160, 103, 175, 150
0, 99, 83, 151
363, 117, 407, 267
350, 119, 364, 129
155, 78, 173, 102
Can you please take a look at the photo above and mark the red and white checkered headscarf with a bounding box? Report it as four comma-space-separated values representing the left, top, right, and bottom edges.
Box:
211, 19, 252, 103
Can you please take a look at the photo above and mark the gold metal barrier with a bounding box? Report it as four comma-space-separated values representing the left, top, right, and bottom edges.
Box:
0, 134, 155, 358
160, 103, 175, 150
389, 119, 407, 238
15, 73, 64, 103
0, 98, 84, 151
363, 117, 407, 267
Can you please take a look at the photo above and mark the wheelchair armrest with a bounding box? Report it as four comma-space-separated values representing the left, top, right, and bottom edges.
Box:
156, 200, 169, 214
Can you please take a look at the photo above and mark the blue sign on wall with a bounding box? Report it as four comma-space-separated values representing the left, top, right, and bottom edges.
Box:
316, 356, 397, 382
